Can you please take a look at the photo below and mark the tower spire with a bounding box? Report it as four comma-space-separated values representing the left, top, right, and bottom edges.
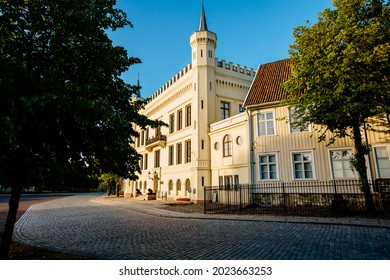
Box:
136, 73, 141, 98
198, 1, 208, 31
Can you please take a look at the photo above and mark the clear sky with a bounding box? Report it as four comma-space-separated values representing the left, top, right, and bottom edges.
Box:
109, 0, 333, 98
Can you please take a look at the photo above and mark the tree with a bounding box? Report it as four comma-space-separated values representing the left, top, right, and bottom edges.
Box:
0, 0, 161, 259
284, 0, 390, 212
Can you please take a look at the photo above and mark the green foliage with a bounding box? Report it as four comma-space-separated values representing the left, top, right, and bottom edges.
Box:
284, 0, 390, 142
284, 0, 389, 211
0, 0, 161, 188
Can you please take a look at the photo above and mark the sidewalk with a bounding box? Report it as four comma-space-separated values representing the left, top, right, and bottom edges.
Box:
94, 195, 390, 228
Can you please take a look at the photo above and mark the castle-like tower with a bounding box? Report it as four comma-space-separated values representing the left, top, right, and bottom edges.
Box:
125, 5, 255, 202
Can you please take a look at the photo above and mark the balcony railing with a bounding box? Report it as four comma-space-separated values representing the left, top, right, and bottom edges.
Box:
145, 134, 167, 152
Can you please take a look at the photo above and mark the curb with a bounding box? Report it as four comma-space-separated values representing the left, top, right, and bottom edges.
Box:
92, 195, 390, 229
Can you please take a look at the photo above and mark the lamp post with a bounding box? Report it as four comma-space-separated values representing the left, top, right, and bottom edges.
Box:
148, 171, 159, 197
148, 171, 159, 180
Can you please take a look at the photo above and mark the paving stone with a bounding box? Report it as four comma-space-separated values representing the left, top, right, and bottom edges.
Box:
12, 194, 390, 260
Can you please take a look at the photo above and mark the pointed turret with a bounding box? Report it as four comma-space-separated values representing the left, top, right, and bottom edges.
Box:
136, 74, 141, 98
190, 2, 216, 68
198, 3, 208, 31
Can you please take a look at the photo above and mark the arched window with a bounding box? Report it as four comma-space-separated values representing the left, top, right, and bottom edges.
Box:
223, 135, 233, 157
168, 180, 173, 195
176, 179, 182, 196
185, 179, 191, 196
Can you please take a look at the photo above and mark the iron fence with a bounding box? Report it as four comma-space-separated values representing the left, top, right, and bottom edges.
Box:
204, 180, 385, 216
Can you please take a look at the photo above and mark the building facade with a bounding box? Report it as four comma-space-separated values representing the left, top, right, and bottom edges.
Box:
209, 112, 250, 188
124, 6, 255, 202
243, 59, 390, 185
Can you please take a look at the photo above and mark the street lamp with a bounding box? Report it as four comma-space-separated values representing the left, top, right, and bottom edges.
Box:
148, 171, 158, 180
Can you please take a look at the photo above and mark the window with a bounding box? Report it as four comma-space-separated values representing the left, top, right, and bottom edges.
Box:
292, 152, 314, 179
176, 143, 182, 164
219, 176, 223, 187
259, 154, 278, 180
387, 113, 390, 124
154, 150, 160, 168
168, 180, 173, 195
169, 113, 175, 134
185, 140, 191, 163
176, 180, 182, 195
185, 179, 191, 195
209, 82, 212, 91
223, 135, 232, 157
185, 105, 191, 127
208, 50, 213, 58
257, 111, 275, 136
177, 109, 183, 130
224, 176, 233, 190
140, 130, 145, 145
239, 104, 244, 113
375, 147, 390, 178
168, 145, 174, 166
234, 175, 239, 186
330, 149, 357, 179
140, 156, 143, 170
144, 154, 148, 170
155, 125, 161, 137
220, 101, 230, 120
289, 108, 309, 133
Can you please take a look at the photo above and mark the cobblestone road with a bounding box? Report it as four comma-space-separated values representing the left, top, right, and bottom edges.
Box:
13, 194, 390, 260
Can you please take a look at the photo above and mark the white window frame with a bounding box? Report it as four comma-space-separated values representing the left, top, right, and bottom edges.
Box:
257, 110, 276, 136
258, 153, 279, 181
328, 148, 358, 180
223, 134, 233, 157
373, 145, 390, 179
291, 151, 316, 180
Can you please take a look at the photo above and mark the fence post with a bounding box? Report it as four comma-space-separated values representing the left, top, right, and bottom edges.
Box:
282, 182, 287, 215
204, 186, 207, 214
239, 185, 242, 212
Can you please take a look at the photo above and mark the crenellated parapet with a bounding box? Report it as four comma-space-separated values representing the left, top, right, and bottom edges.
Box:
216, 79, 251, 92
216, 59, 256, 77
147, 64, 193, 103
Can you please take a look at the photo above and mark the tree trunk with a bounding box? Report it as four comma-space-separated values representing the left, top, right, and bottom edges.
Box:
0, 185, 22, 259
352, 122, 375, 213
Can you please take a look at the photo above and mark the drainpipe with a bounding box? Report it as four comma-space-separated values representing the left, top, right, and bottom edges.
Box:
246, 107, 255, 190
363, 121, 374, 189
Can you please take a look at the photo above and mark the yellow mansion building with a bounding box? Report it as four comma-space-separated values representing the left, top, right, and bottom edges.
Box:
123, 6, 255, 202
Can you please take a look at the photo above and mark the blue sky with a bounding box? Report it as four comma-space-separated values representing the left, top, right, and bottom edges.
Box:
109, 0, 333, 98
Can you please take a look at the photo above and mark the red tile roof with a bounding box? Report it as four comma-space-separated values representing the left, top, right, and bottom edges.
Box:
243, 58, 292, 107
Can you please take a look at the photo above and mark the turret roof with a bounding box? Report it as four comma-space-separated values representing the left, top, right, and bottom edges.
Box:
198, 3, 208, 31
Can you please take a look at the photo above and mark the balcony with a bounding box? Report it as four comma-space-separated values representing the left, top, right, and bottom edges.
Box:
145, 134, 167, 152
